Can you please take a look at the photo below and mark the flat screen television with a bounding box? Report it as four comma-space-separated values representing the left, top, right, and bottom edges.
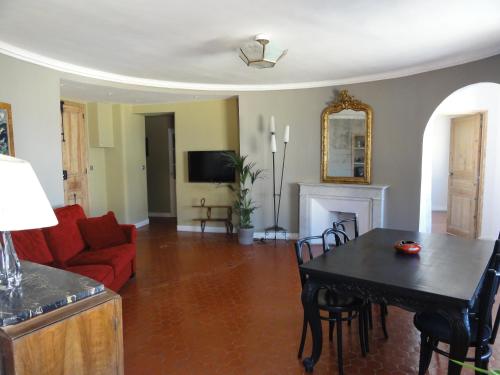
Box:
188, 150, 236, 183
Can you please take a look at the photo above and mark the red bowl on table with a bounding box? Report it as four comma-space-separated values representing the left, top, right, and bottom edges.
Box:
394, 240, 422, 255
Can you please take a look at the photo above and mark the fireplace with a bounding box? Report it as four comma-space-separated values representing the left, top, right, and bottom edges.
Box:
298, 183, 389, 238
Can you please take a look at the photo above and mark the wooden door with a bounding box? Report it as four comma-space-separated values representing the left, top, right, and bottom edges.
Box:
61, 101, 89, 213
447, 113, 484, 239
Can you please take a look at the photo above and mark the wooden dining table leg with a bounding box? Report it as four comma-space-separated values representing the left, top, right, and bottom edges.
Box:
301, 279, 322, 372
445, 308, 471, 375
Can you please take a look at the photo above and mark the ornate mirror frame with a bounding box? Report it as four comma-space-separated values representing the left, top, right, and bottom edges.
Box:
321, 90, 372, 184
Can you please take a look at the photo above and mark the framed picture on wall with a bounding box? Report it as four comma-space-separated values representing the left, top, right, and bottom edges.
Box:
0, 102, 15, 156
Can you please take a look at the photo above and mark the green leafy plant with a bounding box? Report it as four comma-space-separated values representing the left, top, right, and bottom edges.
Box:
225, 153, 263, 229
450, 359, 500, 374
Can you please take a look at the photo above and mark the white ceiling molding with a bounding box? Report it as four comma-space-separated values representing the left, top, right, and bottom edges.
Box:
2, 40, 500, 92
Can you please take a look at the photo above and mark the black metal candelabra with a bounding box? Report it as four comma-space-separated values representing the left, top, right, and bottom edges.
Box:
264, 131, 288, 243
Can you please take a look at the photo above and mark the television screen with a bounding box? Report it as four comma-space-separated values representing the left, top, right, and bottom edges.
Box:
188, 151, 236, 183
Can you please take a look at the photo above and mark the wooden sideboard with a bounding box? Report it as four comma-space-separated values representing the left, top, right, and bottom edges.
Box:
0, 289, 123, 375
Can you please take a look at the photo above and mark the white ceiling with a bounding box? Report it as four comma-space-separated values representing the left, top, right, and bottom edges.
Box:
2, 0, 500, 91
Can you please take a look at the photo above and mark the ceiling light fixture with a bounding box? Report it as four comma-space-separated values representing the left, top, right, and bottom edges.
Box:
239, 34, 287, 69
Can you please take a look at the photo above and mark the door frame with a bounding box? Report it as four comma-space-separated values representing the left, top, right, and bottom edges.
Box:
446, 111, 487, 239
476, 112, 488, 238
167, 126, 177, 217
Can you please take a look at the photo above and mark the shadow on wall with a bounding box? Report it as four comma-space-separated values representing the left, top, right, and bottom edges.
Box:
419, 82, 500, 240
248, 114, 265, 154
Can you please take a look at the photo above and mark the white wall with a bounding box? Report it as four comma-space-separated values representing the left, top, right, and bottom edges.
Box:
430, 115, 451, 211
421, 82, 500, 239
0, 54, 63, 206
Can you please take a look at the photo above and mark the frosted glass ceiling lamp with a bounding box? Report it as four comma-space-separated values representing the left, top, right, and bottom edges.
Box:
239, 34, 287, 69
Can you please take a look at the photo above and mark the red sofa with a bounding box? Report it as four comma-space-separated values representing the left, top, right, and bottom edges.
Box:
11, 204, 136, 292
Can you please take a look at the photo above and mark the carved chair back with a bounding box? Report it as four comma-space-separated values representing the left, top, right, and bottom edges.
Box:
294, 229, 345, 286
333, 216, 359, 240
475, 262, 500, 350
489, 241, 500, 344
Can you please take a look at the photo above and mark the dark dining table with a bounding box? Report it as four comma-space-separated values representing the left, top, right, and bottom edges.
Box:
300, 228, 495, 375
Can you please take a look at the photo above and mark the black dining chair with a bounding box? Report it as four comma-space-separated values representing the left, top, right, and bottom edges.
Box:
414, 254, 500, 375
332, 216, 359, 239
294, 229, 369, 375
487, 240, 500, 344
331, 218, 389, 339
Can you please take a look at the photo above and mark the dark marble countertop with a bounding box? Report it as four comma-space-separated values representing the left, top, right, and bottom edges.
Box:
0, 261, 104, 327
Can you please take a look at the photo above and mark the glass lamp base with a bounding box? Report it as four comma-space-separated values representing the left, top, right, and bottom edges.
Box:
0, 231, 22, 288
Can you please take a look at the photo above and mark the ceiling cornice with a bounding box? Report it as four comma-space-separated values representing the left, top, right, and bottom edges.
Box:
2, 40, 500, 92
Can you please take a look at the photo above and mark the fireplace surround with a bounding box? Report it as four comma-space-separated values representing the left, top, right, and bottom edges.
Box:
298, 183, 389, 238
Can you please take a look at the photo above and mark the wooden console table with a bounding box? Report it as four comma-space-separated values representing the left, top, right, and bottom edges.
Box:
0, 261, 123, 375
192, 204, 233, 234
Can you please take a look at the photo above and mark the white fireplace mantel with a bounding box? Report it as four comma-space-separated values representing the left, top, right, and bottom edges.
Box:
298, 183, 389, 238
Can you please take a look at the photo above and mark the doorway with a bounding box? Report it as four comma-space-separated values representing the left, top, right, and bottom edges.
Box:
420, 83, 500, 240
61, 100, 89, 213
145, 114, 176, 219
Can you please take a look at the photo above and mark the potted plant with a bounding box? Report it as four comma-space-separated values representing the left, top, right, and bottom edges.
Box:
225, 153, 263, 245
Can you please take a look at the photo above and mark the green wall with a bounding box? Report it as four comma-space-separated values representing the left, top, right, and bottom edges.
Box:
86, 103, 147, 224
133, 97, 239, 229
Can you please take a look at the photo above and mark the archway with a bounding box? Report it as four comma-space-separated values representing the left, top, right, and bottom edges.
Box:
419, 82, 500, 240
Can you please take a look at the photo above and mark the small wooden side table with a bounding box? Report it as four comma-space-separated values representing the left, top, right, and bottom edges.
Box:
0, 261, 123, 375
192, 204, 233, 234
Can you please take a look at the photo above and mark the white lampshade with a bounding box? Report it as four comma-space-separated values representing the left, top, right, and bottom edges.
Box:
0, 155, 58, 231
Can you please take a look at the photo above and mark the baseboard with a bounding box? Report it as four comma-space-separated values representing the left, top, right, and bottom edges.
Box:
176, 225, 298, 240
135, 219, 150, 228
432, 208, 447, 212
253, 232, 299, 241
149, 212, 176, 218
177, 225, 235, 233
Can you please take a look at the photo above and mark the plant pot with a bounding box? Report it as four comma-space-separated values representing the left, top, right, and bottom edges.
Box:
238, 227, 254, 245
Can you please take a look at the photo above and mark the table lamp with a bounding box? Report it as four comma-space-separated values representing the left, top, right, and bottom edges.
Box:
0, 155, 58, 288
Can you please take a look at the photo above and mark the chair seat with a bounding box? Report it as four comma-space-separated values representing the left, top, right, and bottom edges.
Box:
414, 312, 491, 345
317, 288, 362, 310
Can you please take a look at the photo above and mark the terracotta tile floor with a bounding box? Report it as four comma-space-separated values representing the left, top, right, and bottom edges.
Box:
120, 221, 499, 374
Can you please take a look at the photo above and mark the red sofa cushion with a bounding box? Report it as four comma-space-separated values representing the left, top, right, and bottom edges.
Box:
67, 243, 136, 277
65, 264, 115, 288
10, 229, 54, 265
43, 205, 87, 265
78, 212, 127, 250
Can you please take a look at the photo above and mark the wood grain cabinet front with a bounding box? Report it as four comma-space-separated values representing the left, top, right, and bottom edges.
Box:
0, 290, 124, 375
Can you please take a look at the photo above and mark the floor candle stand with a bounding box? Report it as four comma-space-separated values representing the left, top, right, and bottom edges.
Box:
264, 121, 289, 243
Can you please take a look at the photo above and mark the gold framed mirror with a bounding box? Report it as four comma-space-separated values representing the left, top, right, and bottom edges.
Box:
321, 90, 372, 184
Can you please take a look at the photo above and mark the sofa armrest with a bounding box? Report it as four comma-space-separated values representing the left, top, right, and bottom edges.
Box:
121, 224, 137, 244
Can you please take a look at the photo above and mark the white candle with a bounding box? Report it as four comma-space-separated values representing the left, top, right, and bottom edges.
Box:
284, 125, 290, 143
271, 134, 277, 153
270, 116, 276, 133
